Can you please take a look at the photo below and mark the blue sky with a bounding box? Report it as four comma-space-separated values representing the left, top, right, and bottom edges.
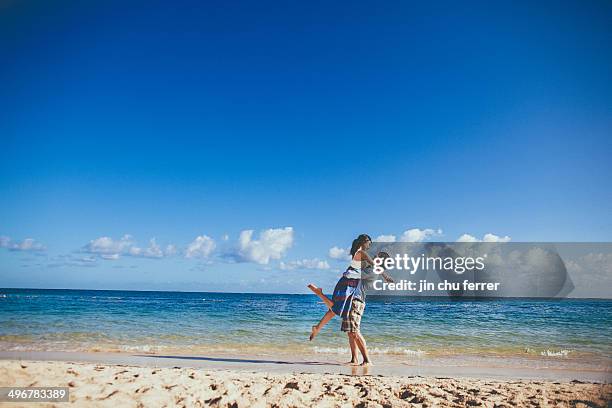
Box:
1, 0, 611, 293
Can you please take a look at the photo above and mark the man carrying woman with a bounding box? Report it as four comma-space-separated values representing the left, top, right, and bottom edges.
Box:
308, 234, 392, 366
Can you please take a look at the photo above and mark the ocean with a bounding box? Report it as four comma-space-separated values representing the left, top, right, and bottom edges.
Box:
1, 288, 611, 368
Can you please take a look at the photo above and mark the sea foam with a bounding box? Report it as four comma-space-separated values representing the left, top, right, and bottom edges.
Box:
313, 346, 426, 356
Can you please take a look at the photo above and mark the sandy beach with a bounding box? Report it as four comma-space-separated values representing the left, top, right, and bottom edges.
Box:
1, 352, 610, 407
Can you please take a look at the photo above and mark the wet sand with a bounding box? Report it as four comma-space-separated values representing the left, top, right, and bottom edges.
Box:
0, 350, 610, 382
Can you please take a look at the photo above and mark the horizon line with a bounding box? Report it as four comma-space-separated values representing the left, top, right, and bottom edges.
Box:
1, 286, 611, 301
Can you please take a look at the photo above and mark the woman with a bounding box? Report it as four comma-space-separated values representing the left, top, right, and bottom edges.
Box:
308, 234, 391, 366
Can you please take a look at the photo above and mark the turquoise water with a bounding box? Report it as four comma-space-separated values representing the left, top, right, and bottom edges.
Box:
1, 289, 611, 363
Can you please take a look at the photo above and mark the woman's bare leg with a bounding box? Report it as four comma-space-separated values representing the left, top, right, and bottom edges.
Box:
307, 284, 334, 309
309, 309, 335, 341
354, 332, 372, 366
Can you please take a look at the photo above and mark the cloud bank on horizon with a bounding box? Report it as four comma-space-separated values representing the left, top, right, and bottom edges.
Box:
1, 227, 513, 272
5, 229, 612, 298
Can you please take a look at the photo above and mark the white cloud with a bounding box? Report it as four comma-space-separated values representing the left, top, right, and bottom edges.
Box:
236, 227, 294, 264
84, 234, 133, 255
83, 235, 177, 259
456, 234, 478, 242
328, 246, 350, 260
0, 236, 46, 252
128, 238, 166, 258
279, 258, 331, 271
375, 235, 396, 243
566, 252, 612, 276
13, 238, 47, 251
185, 235, 216, 258
457, 233, 511, 243
483, 233, 512, 243
400, 228, 442, 242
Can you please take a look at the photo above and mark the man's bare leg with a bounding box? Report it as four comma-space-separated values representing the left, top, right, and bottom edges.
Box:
307, 284, 334, 309
346, 332, 358, 365
309, 309, 335, 341
354, 332, 372, 366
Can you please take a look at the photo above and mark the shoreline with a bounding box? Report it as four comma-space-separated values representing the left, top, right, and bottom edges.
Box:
1, 350, 610, 383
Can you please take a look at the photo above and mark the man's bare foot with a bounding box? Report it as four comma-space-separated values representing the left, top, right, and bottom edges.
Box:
344, 360, 359, 366
360, 360, 372, 366
307, 284, 323, 295
309, 325, 321, 341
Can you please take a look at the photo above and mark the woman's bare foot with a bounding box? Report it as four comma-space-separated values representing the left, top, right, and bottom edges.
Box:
344, 359, 359, 366
360, 360, 372, 366
309, 325, 321, 341
308, 284, 334, 309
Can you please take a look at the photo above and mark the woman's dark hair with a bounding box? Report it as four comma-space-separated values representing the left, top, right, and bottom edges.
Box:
350, 234, 372, 258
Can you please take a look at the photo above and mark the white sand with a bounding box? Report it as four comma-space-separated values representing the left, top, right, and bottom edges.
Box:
1, 356, 610, 407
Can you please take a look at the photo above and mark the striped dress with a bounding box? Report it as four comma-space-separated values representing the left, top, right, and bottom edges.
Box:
331, 258, 366, 318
